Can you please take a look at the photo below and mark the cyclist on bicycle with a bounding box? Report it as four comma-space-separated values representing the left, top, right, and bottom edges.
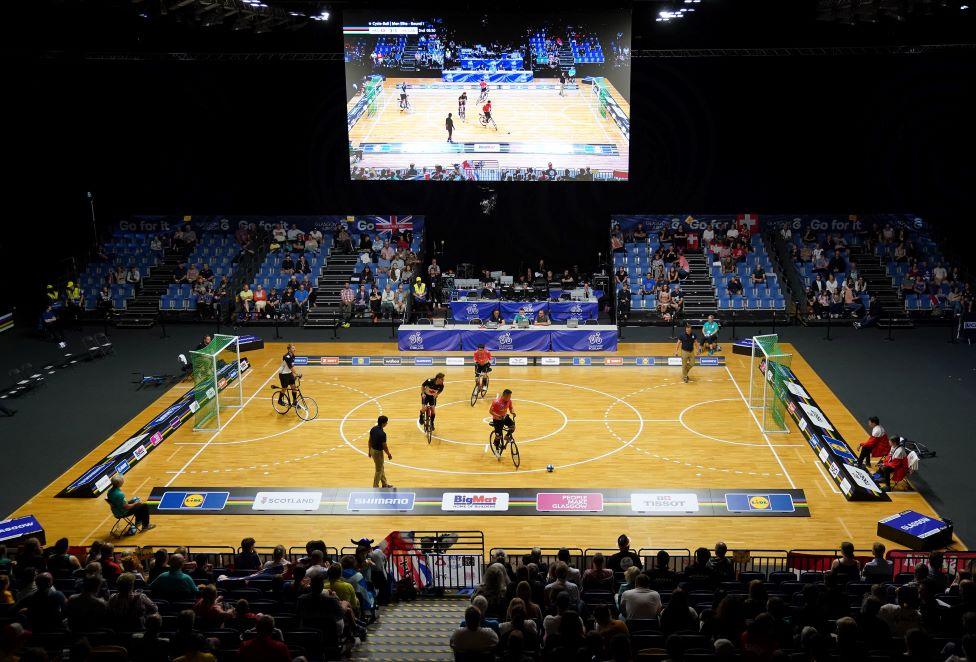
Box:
489, 389, 516, 451
473, 343, 492, 387
278, 343, 301, 406
419, 372, 445, 429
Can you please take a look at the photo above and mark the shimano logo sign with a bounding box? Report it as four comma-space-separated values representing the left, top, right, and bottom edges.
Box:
347, 492, 416, 511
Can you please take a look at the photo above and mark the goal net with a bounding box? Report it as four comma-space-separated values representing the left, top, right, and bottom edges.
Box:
589, 77, 610, 119
189, 334, 244, 432
747, 334, 793, 434
364, 75, 383, 118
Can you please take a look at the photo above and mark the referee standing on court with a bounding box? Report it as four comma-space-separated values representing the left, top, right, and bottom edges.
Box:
368, 415, 394, 488
674, 322, 700, 383
445, 112, 455, 143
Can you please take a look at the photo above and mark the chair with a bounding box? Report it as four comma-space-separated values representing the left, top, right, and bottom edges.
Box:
416, 318, 432, 325
106, 497, 136, 539
583, 319, 598, 325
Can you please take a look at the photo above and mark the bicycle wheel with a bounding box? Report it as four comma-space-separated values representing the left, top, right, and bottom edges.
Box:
470, 382, 479, 407
509, 439, 520, 469
271, 390, 291, 415
295, 395, 318, 421
488, 430, 503, 459
424, 411, 433, 445
481, 375, 490, 397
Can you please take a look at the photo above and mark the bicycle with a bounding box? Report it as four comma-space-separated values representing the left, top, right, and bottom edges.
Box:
420, 400, 434, 445
271, 377, 318, 421
470, 370, 490, 407
478, 113, 497, 131
488, 416, 520, 468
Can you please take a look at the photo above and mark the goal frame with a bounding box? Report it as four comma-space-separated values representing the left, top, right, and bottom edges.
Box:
747, 334, 792, 434
189, 334, 243, 432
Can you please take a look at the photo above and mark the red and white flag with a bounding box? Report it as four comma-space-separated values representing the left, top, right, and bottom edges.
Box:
736, 213, 759, 236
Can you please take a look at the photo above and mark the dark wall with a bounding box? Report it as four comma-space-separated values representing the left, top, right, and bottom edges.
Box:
11, 49, 975, 297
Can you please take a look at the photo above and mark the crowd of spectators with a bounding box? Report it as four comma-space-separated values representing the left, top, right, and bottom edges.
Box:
0, 536, 387, 661
453, 536, 976, 662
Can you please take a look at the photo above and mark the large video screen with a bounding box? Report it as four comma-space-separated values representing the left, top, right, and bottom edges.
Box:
343, 9, 631, 181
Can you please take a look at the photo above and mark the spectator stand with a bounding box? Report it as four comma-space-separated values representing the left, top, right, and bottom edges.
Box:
239, 246, 327, 327
78, 232, 159, 323
158, 233, 241, 322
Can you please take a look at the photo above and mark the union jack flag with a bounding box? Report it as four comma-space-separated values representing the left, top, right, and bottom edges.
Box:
379, 530, 432, 589
373, 215, 414, 236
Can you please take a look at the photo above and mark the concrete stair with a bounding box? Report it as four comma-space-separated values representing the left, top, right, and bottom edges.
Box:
353, 596, 468, 662
847, 246, 914, 329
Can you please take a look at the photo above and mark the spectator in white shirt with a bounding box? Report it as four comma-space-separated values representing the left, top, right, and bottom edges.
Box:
825, 274, 839, 295
726, 226, 740, 241
620, 573, 663, 620
702, 223, 715, 246
272, 224, 286, 243
780, 225, 793, 241
287, 226, 302, 241
380, 284, 395, 319
450, 606, 498, 655
126, 265, 141, 284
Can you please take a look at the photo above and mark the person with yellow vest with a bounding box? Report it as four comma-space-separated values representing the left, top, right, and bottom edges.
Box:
65, 281, 82, 319
412, 277, 428, 320
46, 284, 61, 307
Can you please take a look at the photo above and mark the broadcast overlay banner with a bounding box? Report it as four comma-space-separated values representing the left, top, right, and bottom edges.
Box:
148, 487, 809, 518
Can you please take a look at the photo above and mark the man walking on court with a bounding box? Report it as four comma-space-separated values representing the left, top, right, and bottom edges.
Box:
445, 112, 455, 144
368, 415, 394, 488
674, 322, 700, 383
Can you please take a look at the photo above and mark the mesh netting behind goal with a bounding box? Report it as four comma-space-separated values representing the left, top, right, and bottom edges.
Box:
189, 334, 243, 432
747, 334, 793, 433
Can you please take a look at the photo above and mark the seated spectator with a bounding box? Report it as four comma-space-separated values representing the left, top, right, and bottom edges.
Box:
44, 538, 80, 577
295, 255, 312, 276
225, 599, 257, 632
280, 254, 295, 274
65, 574, 108, 632
645, 549, 679, 593
239, 614, 289, 662
593, 603, 627, 656
170, 609, 215, 662
828, 541, 861, 585
619, 573, 662, 620
451, 606, 499, 655
474, 563, 510, 620
581, 553, 613, 591
545, 562, 580, 606
828, 249, 847, 274
238, 284, 253, 317
615, 566, 640, 609
861, 543, 894, 583
608, 534, 642, 574
16, 572, 66, 631
129, 613, 170, 662
499, 598, 538, 650
533, 308, 550, 326
361, 265, 374, 285
880, 585, 923, 636
107, 572, 158, 632
682, 547, 718, 587
751, 264, 766, 285
252, 285, 267, 316
192, 584, 232, 630
856, 416, 890, 467
640, 271, 656, 296
0, 575, 13, 604
727, 275, 743, 296
234, 538, 261, 571
353, 286, 368, 317
297, 573, 343, 637
707, 541, 735, 581
149, 554, 199, 599
854, 294, 884, 329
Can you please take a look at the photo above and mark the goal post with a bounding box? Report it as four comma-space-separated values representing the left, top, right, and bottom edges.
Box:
364, 75, 383, 118
189, 334, 243, 432
589, 77, 610, 119
747, 334, 793, 434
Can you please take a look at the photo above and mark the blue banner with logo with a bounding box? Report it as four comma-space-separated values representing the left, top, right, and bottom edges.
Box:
550, 329, 618, 352
459, 329, 551, 352
449, 301, 499, 322
549, 302, 599, 322
500, 301, 549, 321
119, 215, 425, 238
397, 329, 461, 351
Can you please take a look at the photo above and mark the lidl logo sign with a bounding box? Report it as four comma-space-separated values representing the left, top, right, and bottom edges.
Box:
749, 496, 770, 510
158, 491, 230, 511
725, 493, 795, 513
183, 493, 205, 508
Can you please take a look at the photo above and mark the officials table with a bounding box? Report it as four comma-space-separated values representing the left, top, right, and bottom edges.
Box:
397, 324, 618, 352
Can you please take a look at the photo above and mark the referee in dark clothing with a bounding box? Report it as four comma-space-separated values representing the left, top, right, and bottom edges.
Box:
445, 113, 455, 143
674, 322, 701, 383
368, 415, 393, 488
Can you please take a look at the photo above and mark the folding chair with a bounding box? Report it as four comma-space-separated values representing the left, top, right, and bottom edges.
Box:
893, 451, 921, 490
107, 497, 137, 539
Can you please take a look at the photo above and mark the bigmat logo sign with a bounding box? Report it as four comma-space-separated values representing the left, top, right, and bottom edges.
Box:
441, 492, 510, 512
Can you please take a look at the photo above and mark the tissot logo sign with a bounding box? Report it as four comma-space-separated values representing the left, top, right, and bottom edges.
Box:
252, 491, 322, 511
441, 492, 510, 512
631, 493, 700, 513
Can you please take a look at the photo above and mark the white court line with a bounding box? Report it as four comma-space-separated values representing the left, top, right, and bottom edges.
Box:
724, 366, 797, 489
306, 417, 675, 423
164, 368, 277, 487
813, 460, 842, 494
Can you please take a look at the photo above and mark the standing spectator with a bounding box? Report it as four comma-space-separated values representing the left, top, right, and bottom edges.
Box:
368, 416, 393, 488
339, 282, 355, 328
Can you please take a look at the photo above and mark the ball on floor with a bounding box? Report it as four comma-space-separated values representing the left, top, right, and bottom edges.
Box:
546, 464, 554, 473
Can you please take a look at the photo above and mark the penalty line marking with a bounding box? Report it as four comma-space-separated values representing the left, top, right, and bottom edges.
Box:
164, 368, 277, 487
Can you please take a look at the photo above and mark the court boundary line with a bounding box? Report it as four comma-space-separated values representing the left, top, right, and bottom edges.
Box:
724, 366, 797, 489
163, 367, 277, 487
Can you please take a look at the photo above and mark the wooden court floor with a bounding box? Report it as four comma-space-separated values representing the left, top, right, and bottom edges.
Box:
9, 342, 960, 554
348, 77, 630, 172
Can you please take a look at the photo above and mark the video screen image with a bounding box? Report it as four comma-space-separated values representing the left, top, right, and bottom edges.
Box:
343, 9, 631, 181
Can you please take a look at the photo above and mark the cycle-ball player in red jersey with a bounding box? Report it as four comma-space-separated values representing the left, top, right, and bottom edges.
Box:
473, 343, 492, 389
489, 389, 516, 451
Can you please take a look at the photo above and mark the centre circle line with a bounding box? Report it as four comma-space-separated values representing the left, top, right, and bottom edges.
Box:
419, 398, 569, 446
338, 378, 645, 475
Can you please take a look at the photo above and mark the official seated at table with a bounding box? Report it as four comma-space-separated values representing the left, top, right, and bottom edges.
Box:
488, 309, 503, 325
513, 310, 530, 326
535, 309, 551, 326
482, 281, 499, 299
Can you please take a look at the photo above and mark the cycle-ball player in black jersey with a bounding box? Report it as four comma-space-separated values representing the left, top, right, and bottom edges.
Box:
458, 91, 468, 121
277, 343, 301, 407
419, 372, 446, 430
